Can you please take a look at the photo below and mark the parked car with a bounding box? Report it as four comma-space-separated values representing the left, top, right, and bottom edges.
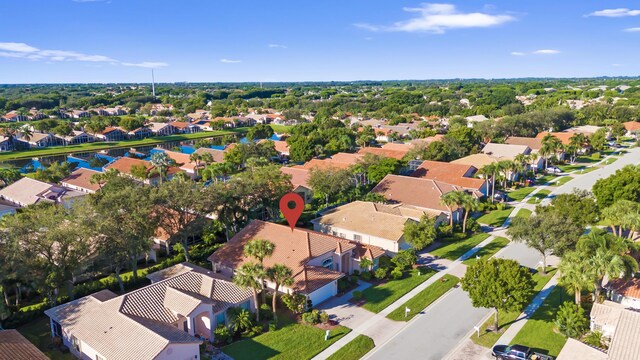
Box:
546, 166, 561, 174
492, 344, 554, 360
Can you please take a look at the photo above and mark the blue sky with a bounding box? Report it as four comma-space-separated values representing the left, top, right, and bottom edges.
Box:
1, 0, 639, 83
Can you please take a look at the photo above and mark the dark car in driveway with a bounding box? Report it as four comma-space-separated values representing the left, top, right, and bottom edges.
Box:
492, 344, 554, 360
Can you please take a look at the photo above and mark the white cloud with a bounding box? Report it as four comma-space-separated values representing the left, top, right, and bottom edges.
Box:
354, 3, 515, 34
0, 42, 39, 53
122, 62, 168, 68
588, 8, 640, 17
0, 41, 167, 67
511, 51, 525, 56
268, 44, 287, 49
624, 27, 640, 32
220, 58, 241, 63
532, 49, 560, 55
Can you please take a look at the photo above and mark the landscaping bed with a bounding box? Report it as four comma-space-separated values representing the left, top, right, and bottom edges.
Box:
326, 335, 375, 360
386, 274, 459, 321
359, 267, 436, 313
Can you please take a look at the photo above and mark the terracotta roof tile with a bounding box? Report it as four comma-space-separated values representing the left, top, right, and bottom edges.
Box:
623, 121, 640, 132
0, 330, 49, 360
60, 168, 102, 192
607, 278, 640, 299
411, 160, 485, 190
504, 136, 543, 150
280, 166, 311, 189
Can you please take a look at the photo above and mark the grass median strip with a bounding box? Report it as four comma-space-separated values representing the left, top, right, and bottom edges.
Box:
361, 267, 436, 313
462, 237, 509, 266
552, 176, 573, 186
507, 187, 536, 202
326, 335, 375, 360
386, 274, 459, 321
515, 208, 532, 219
477, 209, 514, 227
526, 190, 550, 204
430, 233, 491, 260
470, 268, 557, 348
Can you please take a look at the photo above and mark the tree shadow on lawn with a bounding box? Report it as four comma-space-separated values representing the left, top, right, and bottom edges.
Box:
500, 285, 557, 329
223, 338, 280, 360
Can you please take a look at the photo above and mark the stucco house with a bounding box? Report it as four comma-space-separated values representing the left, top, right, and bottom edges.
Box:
208, 220, 385, 306
606, 278, 640, 310
280, 166, 313, 203
45, 264, 253, 360
589, 300, 640, 359
0, 177, 86, 208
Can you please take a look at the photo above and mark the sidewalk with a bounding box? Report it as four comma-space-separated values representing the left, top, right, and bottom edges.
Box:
312, 235, 497, 360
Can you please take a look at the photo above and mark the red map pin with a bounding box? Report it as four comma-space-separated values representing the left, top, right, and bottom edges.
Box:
279, 192, 304, 231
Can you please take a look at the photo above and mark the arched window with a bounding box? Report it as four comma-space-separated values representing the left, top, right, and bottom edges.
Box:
322, 258, 333, 269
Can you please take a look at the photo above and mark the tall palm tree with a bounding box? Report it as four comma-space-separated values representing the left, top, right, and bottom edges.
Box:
558, 251, 594, 305
496, 160, 514, 188
244, 239, 275, 303
149, 152, 173, 184
528, 152, 539, 174
569, 133, 586, 162
233, 262, 265, 322
460, 193, 480, 233
589, 249, 626, 301
440, 191, 463, 227
478, 163, 498, 202
266, 264, 294, 318
602, 200, 639, 237
541, 134, 562, 169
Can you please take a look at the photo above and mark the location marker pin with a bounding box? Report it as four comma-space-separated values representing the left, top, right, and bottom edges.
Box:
279, 192, 304, 231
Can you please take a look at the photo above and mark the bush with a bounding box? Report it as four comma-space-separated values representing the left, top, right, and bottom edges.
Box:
555, 302, 588, 338
282, 292, 307, 314
437, 224, 453, 237
352, 269, 360, 276
374, 267, 388, 280
268, 320, 278, 332
246, 325, 263, 337
352, 290, 363, 301
302, 309, 322, 325
391, 249, 417, 271
360, 271, 372, 281
592, 152, 601, 160
584, 331, 607, 349
319, 311, 329, 324
378, 256, 393, 270
214, 325, 232, 345
390, 268, 403, 280
259, 303, 273, 321
496, 203, 507, 210
465, 218, 481, 233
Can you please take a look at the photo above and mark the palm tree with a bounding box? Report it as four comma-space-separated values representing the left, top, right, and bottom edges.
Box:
528, 152, 539, 174
541, 134, 562, 169
569, 133, 586, 162
244, 239, 275, 303
496, 160, 513, 188
149, 152, 173, 184
266, 264, 294, 317
589, 249, 626, 301
460, 193, 480, 233
189, 153, 203, 176
558, 251, 594, 305
233, 262, 265, 322
202, 162, 234, 182
602, 200, 639, 237
478, 163, 498, 202
441, 191, 463, 227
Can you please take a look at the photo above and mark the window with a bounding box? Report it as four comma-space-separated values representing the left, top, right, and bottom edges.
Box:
216, 312, 226, 326
322, 258, 333, 269
71, 335, 80, 352
52, 321, 62, 337
353, 234, 362, 242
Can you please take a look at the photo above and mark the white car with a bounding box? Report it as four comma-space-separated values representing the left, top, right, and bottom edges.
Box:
546, 166, 561, 174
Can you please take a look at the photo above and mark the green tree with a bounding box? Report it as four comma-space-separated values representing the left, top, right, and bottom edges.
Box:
233, 262, 265, 322
558, 251, 594, 305
440, 191, 464, 227
461, 258, 534, 331
149, 152, 175, 184
391, 249, 417, 271
589, 128, 608, 151
266, 264, 294, 317
536, 190, 599, 227
593, 165, 640, 208
601, 200, 640, 237
246, 123, 274, 141
308, 167, 354, 207
403, 215, 437, 250
555, 302, 588, 338
118, 116, 146, 131
356, 125, 376, 147
611, 122, 626, 140
507, 211, 584, 274
244, 239, 275, 303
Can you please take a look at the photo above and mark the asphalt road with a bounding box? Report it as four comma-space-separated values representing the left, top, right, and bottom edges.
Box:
364, 241, 541, 360
551, 147, 640, 196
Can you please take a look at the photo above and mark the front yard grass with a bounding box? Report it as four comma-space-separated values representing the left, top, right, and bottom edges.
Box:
515, 208, 532, 219
477, 208, 513, 227
470, 268, 558, 349
387, 274, 460, 321
558, 163, 586, 173
462, 237, 509, 265
361, 267, 436, 313
430, 233, 491, 260
509, 286, 570, 357
326, 335, 375, 360
222, 323, 350, 360
526, 190, 551, 204
507, 187, 536, 202
602, 157, 618, 165
18, 316, 75, 360
535, 174, 558, 185
552, 176, 573, 186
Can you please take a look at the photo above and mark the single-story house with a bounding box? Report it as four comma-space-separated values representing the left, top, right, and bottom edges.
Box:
95, 127, 127, 142
0, 177, 85, 208
171, 121, 201, 134
504, 136, 543, 152
607, 278, 640, 310
590, 300, 640, 360
162, 150, 199, 179
357, 145, 408, 160
208, 220, 385, 306
0, 329, 49, 360
45, 264, 253, 360
194, 147, 226, 163
482, 142, 544, 170
71, 110, 91, 118
59, 130, 94, 145
105, 157, 182, 185
60, 168, 103, 193
128, 126, 153, 139
280, 166, 313, 203
26, 133, 55, 148
411, 160, 488, 196
296, 152, 363, 171
312, 201, 435, 253
623, 121, 640, 138
371, 174, 481, 225
2, 111, 29, 122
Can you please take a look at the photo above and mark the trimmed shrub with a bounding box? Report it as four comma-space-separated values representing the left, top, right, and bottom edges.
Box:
360, 271, 372, 281
259, 303, 273, 321
378, 256, 393, 270
390, 268, 403, 280
555, 302, 588, 338
319, 311, 329, 324
268, 320, 278, 332
374, 267, 388, 280
302, 309, 321, 325
214, 325, 232, 345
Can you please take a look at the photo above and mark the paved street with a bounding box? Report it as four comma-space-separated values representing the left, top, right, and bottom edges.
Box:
551, 147, 640, 196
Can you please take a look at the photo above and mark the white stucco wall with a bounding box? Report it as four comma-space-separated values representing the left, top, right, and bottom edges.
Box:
308, 280, 338, 306
313, 223, 400, 253
153, 343, 200, 360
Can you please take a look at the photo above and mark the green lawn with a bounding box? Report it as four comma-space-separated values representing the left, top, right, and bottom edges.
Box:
386, 274, 459, 321
535, 174, 558, 185
507, 187, 536, 202
18, 317, 75, 360
430, 233, 491, 260
462, 237, 510, 265
269, 124, 294, 133
526, 190, 551, 204
326, 335, 375, 360
552, 176, 573, 186
510, 286, 571, 357
558, 163, 586, 173
576, 166, 598, 174
0, 129, 247, 161
515, 208, 532, 219
602, 157, 618, 165
470, 268, 558, 348
223, 323, 350, 360
361, 267, 436, 313
477, 208, 514, 227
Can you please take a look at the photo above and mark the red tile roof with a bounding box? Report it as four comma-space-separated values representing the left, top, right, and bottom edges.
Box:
60, 168, 103, 192
0, 330, 49, 360
357, 146, 408, 160
280, 166, 311, 189
296, 153, 363, 170
536, 131, 575, 145
607, 278, 640, 299
623, 121, 640, 132
105, 157, 181, 178
504, 136, 543, 150
411, 160, 485, 191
